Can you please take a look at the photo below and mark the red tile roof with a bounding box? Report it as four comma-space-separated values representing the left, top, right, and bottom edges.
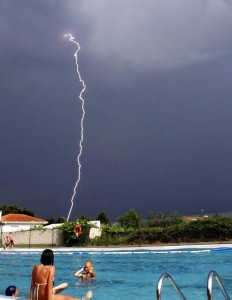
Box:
1, 214, 48, 224
184, 216, 200, 222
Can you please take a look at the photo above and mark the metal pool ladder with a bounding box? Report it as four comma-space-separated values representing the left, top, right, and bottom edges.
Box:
207, 270, 230, 300
156, 273, 187, 300
156, 271, 230, 300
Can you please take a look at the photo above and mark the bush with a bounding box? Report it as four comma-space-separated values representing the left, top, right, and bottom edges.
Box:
89, 224, 128, 246
60, 215, 232, 246
145, 212, 184, 227
61, 220, 91, 246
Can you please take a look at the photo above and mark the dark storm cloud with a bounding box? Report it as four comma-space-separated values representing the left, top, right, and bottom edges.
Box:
1, 0, 232, 220
79, 0, 232, 69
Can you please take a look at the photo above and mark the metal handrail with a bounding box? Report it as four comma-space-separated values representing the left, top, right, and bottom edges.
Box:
207, 270, 230, 300
156, 273, 187, 300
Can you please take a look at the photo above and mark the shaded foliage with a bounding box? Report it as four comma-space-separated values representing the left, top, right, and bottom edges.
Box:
88, 216, 232, 246
96, 211, 109, 224
61, 219, 91, 246
46, 217, 66, 225
89, 224, 128, 246
117, 209, 141, 229
0, 205, 34, 216
127, 217, 232, 244
145, 211, 184, 227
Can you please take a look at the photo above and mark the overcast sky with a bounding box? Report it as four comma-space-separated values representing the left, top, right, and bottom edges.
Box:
1, 0, 232, 221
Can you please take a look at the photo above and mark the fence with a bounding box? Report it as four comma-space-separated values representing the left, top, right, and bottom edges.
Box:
1, 228, 65, 248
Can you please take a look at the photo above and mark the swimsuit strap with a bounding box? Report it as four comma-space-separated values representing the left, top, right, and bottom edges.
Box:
35, 283, 47, 300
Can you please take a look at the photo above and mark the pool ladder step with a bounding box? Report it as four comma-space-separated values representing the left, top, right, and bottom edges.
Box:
156, 270, 230, 300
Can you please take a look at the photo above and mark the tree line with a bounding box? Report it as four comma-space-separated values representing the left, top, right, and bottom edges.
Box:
2, 205, 232, 246
60, 209, 232, 246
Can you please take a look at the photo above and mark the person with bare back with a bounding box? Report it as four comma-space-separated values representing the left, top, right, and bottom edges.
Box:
30, 249, 92, 300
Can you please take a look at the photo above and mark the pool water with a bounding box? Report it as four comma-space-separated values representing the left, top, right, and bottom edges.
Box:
0, 248, 232, 300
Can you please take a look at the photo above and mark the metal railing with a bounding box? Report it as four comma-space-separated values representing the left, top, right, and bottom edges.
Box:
207, 270, 230, 300
156, 273, 187, 300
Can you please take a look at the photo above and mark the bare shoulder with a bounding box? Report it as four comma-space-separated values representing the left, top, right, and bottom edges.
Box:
32, 264, 42, 277
47, 265, 55, 274
33, 264, 55, 272
50, 265, 55, 272
33, 264, 42, 271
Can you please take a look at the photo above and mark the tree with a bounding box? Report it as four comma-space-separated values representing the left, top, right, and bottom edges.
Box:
79, 216, 90, 221
96, 211, 109, 224
22, 209, 34, 216
47, 217, 56, 225
46, 217, 66, 224
146, 211, 184, 227
57, 217, 66, 223
0, 205, 34, 216
117, 209, 141, 229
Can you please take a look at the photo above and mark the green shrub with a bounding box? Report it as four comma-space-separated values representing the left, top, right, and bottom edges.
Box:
60, 215, 232, 246
61, 220, 91, 246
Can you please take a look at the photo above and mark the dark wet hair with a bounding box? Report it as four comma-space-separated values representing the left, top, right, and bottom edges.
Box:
5, 286, 17, 296
40, 249, 54, 266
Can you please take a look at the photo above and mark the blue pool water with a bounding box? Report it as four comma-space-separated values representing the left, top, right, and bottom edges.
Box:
0, 248, 232, 300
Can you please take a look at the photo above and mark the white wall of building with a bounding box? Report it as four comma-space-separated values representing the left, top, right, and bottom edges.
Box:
87, 220, 101, 228
1, 223, 42, 233
89, 227, 102, 239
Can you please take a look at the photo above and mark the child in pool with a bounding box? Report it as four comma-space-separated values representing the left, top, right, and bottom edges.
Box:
74, 262, 96, 280
5, 286, 19, 297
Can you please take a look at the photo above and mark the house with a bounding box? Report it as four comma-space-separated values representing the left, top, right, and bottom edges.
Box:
87, 220, 102, 239
184, 215, 209, 222
0, 213, 48, 233
44, 223, 64, 229
87, 220, 101, 228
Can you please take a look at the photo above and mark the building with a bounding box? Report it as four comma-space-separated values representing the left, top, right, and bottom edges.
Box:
87, 220, 102, 239
0, 213, 48, 233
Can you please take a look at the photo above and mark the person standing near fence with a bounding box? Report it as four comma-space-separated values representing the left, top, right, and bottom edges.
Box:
3, 235, 13, 251
9, 232, 14, 249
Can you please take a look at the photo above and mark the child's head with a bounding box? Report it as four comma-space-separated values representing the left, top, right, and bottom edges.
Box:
5, 286, 18, 297
85, 261, 92, 269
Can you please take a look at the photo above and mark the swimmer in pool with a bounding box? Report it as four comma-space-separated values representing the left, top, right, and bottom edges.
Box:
30, 249, 92, 300
74, 262, 96, 281
5, 285, 19, 297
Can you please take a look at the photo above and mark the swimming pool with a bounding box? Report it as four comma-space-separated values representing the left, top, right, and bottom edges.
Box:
0, 247, 232, 300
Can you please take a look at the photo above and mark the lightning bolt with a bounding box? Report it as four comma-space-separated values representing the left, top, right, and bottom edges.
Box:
65, 34, 86, 221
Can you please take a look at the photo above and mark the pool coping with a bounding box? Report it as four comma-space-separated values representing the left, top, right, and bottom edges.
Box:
2, 243, 232, 252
